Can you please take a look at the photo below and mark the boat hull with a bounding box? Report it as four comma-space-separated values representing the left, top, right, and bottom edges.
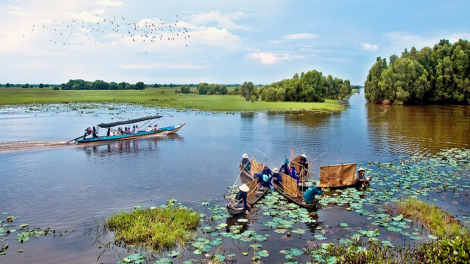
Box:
226, 187, 268, 215
273, 182, 318, 210
76, 124, 184, 144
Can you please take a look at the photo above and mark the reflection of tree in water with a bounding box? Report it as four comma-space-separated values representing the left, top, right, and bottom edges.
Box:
81, 135, 182, 156
367, 104, 470, 156
282, 111, 335, 128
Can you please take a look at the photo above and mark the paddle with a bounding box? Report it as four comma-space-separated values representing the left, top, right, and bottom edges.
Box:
66, 135, 84, 144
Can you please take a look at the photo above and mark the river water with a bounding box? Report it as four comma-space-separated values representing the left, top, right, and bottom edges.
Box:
0, 91, 469, 263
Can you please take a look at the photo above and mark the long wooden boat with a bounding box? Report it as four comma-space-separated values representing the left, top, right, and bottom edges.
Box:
227, 158, 267, 215
75, 115, 185, 144
226, 178, 269, 215
273, 173, 318, 209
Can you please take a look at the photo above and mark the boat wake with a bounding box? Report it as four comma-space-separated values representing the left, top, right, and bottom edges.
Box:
0, 141, 70, 152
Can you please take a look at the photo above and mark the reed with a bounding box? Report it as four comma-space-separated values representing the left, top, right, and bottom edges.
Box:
396, 198, 469, 237
105, 206, 200, 250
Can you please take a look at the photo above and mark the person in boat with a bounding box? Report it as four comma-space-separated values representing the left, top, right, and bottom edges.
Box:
107, 127, 111, 136
83, 127, 92, 139
304, 182, 325, 204
136, 125, 140, 132
272, 167, 282, 185
92, 126, 98, 138
239, 153, 251, 172
356, 167, 372, 188
153, 124, 158, 130
299, 154, 309, 179
260, 164, 272, 177
256, 174, 272, 190
279, 158, 289, 175
126, 127, 131, 134
132, 125, 137, 134
289, 162, 299, 184
146, 125, 152, 132
234, 183, 251, 214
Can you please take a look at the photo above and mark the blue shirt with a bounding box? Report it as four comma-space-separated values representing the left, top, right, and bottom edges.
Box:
304, 186, 323, 204
272, 172, 282, 183
290, 167, 299, 183
261, 168, 272, 177
280, 163, 289, 174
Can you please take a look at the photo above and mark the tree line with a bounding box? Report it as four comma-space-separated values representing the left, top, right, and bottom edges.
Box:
235, 70, 352, 103
365, 39, 470, 105
59, 79, 146, 90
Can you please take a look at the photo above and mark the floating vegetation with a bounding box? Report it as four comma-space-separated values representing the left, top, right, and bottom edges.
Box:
105, 201, 200, 250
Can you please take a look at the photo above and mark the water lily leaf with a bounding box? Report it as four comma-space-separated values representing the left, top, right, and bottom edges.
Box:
237, 218, 248, 223
428, 234, 438, 239
326, 256, 338, 264
242, 252, 248, 256
292, 228, 306, 234
19, 224, 28, 228
274, 229, 286, 234
339, 223, 349, 227
314, 234, 327, 240
154, 258, 172, 264
381, 240, 394, 247
393, 214, 403, 221
214, 254, 226, 261
257, 250, 269, 257
167, 250, 180, 258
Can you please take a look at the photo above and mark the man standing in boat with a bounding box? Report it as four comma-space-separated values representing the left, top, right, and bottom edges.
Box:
235, 184, 251, 214
240, 153, 251, 173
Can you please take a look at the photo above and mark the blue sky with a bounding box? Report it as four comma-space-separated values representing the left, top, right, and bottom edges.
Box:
1, 0, 469, 85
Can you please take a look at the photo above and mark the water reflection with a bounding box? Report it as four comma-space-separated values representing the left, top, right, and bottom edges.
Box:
81, 135, 183, 157
367, 104, 470, 156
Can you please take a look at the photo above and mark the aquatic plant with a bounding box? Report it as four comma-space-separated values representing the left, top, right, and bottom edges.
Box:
105, 203, 200, 250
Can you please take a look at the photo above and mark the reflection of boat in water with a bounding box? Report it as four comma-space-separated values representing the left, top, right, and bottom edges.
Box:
226, 158, 268, 215
75, 115, 185, 144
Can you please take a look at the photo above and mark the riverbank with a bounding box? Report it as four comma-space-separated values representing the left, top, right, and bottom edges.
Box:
0, 88, 345, 112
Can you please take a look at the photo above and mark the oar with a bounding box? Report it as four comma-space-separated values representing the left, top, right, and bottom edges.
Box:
66, 135, 84, 144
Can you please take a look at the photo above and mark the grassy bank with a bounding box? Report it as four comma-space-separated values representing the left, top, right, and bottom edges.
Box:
0, 88, 345, 111
396, 198, 469, 237
105, 205, 200, 250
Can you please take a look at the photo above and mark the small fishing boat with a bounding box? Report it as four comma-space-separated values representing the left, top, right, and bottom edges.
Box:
272, 174, 318, 209
273, 154, 319, 209
226, 178, 269, 215
73, 115, 185, 144
227, 158, 268, 215
318, 163, 372, 189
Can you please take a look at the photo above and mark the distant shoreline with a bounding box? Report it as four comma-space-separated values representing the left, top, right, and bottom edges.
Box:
0, 87, 346, 112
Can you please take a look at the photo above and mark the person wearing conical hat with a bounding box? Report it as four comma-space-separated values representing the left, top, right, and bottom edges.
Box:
272, 167, 282, 185
239, 153, 251, 172
356, 167, 372, 188
299, 154, 308, 180
235, 183, 251, 214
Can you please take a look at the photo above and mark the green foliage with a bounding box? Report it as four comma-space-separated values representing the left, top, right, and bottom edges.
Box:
258, 70, 351, 103
39, 83, 44, 88
365, 39, 470, 104
105, 206, 200, 250
135, 82, 145, 90
180, 85, 190, 94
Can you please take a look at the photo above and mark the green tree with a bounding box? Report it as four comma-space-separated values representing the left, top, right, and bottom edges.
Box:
6, 83, 9, 87
39, 83, 44, 88
135, 82, 145, 90
181, 85, 190, 94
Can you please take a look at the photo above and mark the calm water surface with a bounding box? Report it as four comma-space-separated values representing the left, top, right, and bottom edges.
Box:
0, 91, 469, 263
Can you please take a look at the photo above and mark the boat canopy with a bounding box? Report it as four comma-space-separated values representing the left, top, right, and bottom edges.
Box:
319, 163, 357, 187
97, 115, 162, 128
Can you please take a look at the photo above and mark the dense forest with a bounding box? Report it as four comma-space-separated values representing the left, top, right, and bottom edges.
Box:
238, 70, 352, 103
365, 39, 470, 104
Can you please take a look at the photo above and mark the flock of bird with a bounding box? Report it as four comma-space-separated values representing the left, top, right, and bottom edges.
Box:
23, 14, 190, 53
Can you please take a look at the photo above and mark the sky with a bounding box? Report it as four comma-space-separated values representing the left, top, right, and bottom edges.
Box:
1, 0, 469, 86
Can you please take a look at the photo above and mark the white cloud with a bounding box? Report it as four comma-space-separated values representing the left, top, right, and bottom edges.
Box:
251, 52, 297, 64
91, 9, 107, 15
93, 0, 123, 7
283, 33, 317, 40
9, 11, 33, 17
191, 11, 250, 30
64, 11, 102, 23
192, 27, 241, 49
363, 43, 378, 51
8, 5, 21, 10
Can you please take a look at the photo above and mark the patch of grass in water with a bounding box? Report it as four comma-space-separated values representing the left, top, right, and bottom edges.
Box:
105, 206, 200, 250
396, 198, 469, 237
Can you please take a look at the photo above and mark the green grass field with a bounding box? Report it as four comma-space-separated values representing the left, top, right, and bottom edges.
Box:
0, 87, 345, 111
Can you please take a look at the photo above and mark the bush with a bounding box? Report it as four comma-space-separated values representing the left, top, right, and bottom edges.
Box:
53, 86, 60, 90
